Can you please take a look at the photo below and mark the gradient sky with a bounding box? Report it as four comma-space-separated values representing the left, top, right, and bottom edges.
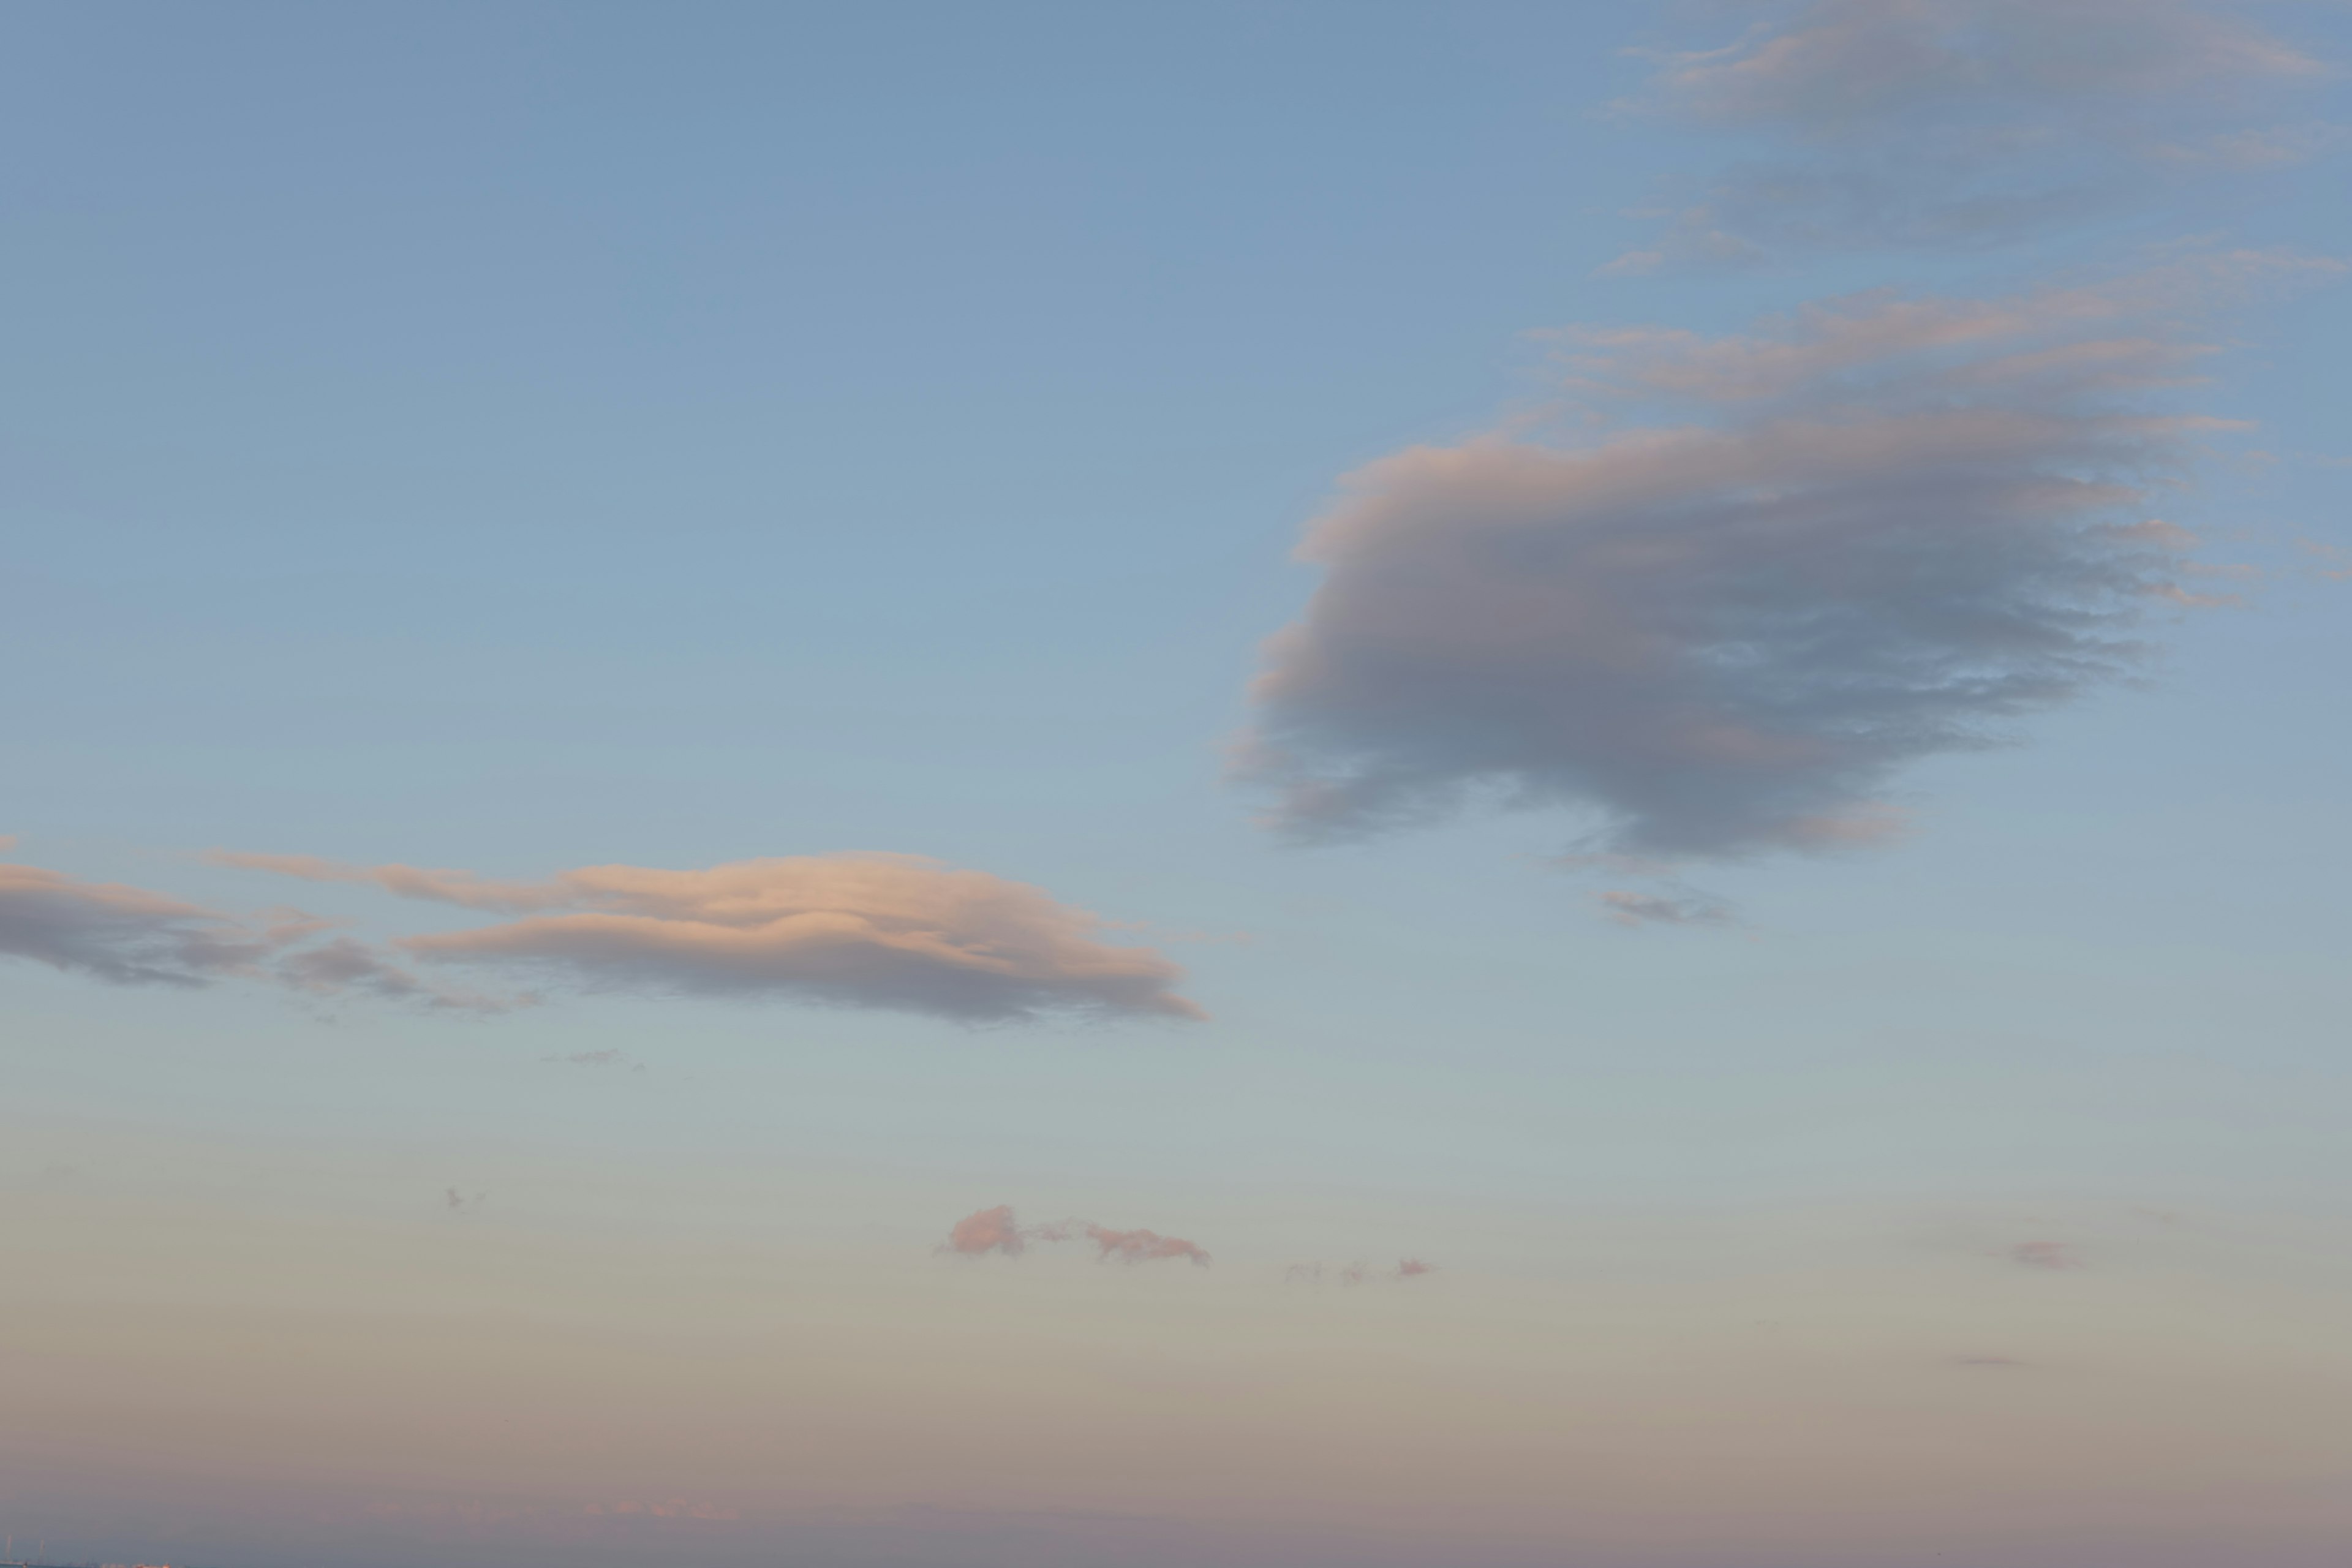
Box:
6, 4, 2352, 1566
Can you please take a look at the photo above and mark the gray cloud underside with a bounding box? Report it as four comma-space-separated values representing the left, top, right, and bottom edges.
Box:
1240, 256, 2323, 860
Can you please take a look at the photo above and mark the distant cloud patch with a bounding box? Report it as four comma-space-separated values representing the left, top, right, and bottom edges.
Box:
2008, 1240, 2084, 1270
941, 1206, 1208, 1267
1614, 0, 2331, 267
1287, 1258, 1438, 1286
1597, 889, 1736, 929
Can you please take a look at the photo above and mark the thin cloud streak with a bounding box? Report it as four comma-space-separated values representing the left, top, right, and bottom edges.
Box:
1611, 0, 2331, 268
0, 862, 274, 987
1238, 254, 2329, 861
0, 857, 517, 1011
216, 851, 1204, 1025
940, 1207, 1208, 1267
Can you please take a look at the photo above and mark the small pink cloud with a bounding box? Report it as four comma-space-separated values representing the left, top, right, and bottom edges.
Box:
1292, 1257, 1437, 1286
943, 1204, 1030, 1257
2009, 1240, 2083, 1270
1087, 1224, 1211, 1267
940, 1207, 1210, 1267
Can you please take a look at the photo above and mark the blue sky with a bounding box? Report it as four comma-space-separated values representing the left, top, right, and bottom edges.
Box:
5, 4, 2352, 1566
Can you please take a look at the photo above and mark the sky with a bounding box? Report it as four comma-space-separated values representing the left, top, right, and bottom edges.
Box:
4, 2, 2351, 1564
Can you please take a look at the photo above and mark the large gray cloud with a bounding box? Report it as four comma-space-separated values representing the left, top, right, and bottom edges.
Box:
1237, 254, 2322, 860
214, 851, 1205, 1025
1610, 0, 2330, 270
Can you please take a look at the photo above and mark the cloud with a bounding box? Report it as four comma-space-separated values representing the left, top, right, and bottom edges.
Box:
1597, 889, 1736, 928
1086, 1224, 1212, 1267
0, 862, 276, 986
1290, 1257, 1438, 1285
1238, 255, 2328, 861
543, 1048, 639, 1068
1615, 0, 2332, 265
942, 1205, 1033, 1257
2008, 1240, 2084, 1269
215, 851, 1204, 1025
276, 936, 524, 1013
940, 1207, 1207, 1266
0, 856, 519, 1011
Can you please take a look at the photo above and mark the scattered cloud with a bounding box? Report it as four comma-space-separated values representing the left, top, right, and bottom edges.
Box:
277, 936, 525, 1013
940, 1207, 1207, 1267
2008, 1240, 2084, 1269
942, 1205, 1034, 1257
1087, 1224, 1212, 1267
1597, 889, 1736, 928
216, 851, 1204, 1025
543, 1048, 643, 1069
1615, 0, 2333, 266
1288, 1258, 1438, 1286
1238, 254, 2331, 861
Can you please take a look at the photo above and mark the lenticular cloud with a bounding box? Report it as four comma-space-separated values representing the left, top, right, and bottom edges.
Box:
214, 851, 1204, 1024
1238, 256, 2315, 861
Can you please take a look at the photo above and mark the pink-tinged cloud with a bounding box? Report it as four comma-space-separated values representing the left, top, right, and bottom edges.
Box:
2010, 1240, 2084, 1270
1613, 0, 2328, 267
215, 851, 1204, 1025
1087, 1224, 1211, 1267
941, 1208, 1209, 1267
943, 1205, 1031, 1257
1296, 1258, 1438, 1286
1237, 255, 2331, 861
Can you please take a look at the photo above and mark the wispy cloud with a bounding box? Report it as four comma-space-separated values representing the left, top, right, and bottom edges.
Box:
0, 862, 275, 987
1287, 1258, 1439, 1286
940, 1207, 1208, 1267
2008, 1240, 2084, 1270
214, 851, 1204, 1025
1086, 1224, 1212, 1267
1596, 889, 1737, 929
0, 856, 518, 1011
277, 935, 526, 1013
1238, 253, 2329, 861
1611, 0, 2332, 268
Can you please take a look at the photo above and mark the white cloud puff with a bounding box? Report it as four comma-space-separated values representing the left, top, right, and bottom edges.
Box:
215, 851, 1204, 1024
1238, 255, 2324, 860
